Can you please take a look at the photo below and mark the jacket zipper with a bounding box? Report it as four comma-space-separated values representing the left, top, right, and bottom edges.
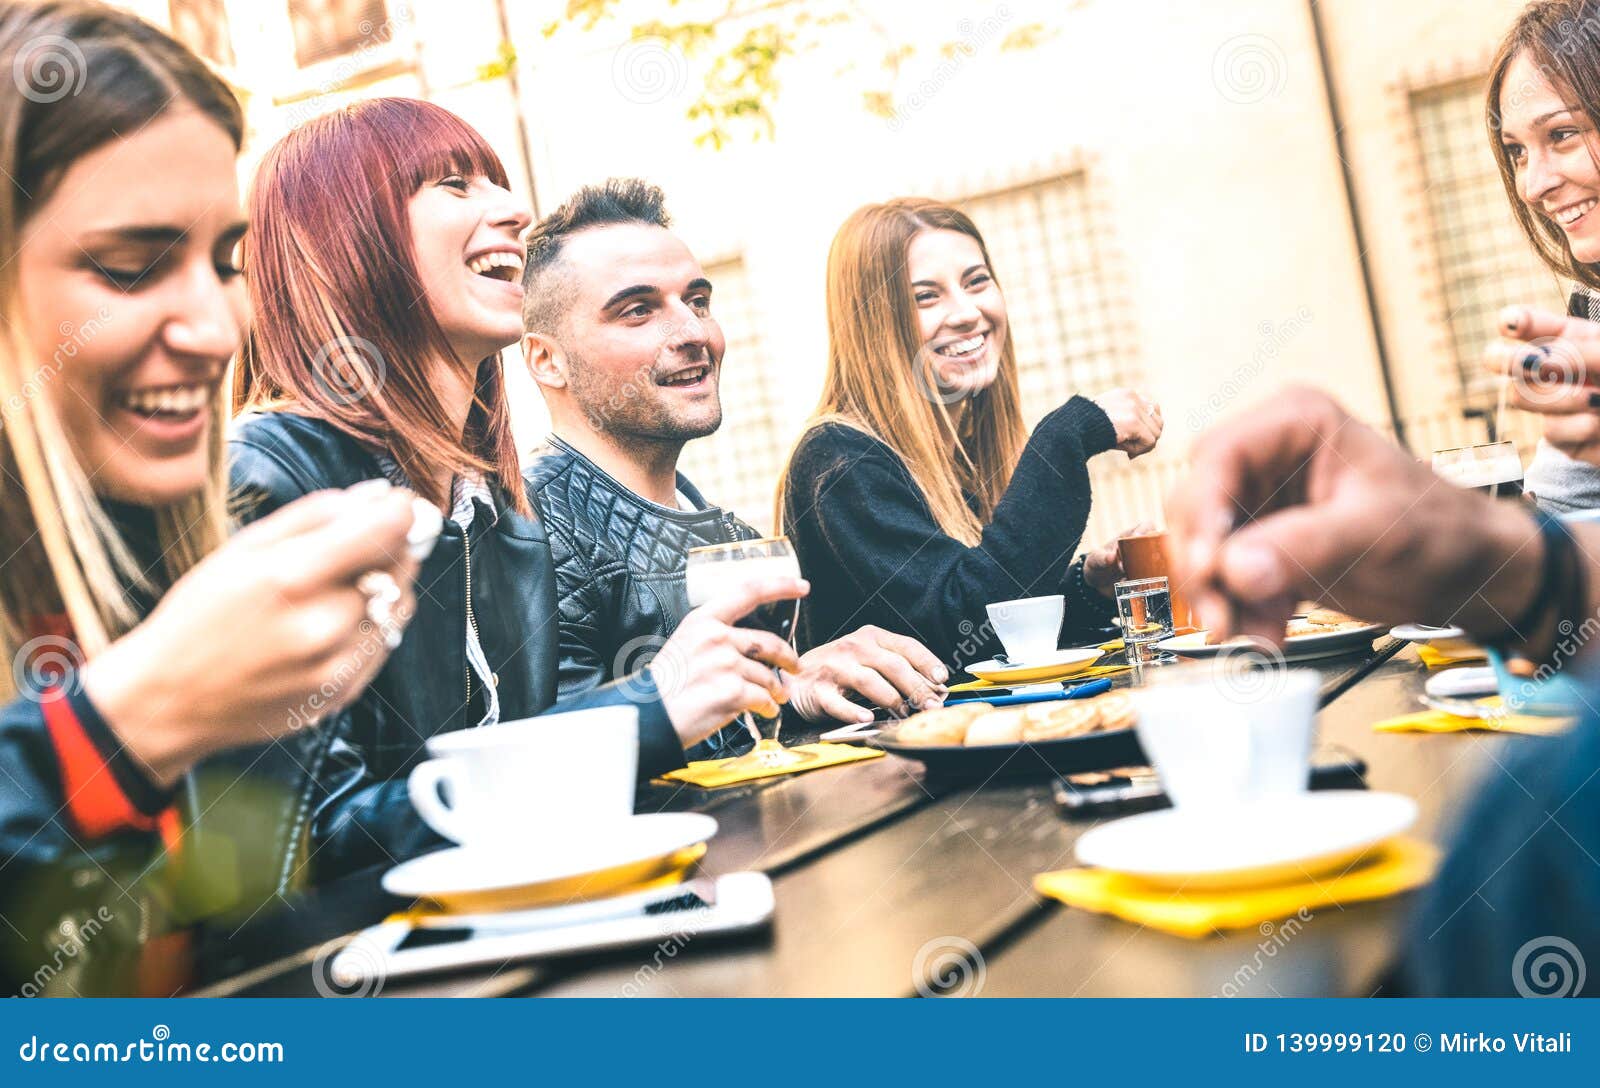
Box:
463, 528, 477, 712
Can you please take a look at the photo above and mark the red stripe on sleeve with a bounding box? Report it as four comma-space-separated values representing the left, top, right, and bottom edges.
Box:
41, 687, 160, 838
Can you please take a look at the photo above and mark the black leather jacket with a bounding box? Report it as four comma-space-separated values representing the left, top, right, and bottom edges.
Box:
524, 437, 762, 759
226, 413, 685, 883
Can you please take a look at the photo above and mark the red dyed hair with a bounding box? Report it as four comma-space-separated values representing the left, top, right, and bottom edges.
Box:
235, 97, 527, 513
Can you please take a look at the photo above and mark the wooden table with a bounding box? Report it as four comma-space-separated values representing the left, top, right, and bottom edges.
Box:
203, 639, 1515, 998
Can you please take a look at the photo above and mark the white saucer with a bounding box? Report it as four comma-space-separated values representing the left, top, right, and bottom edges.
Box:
1074, 791, 1417, 890
1390, 624, 1481, 657
382, 812, 717, 904
965, 648, 1102, 684
1425, 666, 1498, 699
1158, 624, 1385, 663
1389, 623, 1467, 643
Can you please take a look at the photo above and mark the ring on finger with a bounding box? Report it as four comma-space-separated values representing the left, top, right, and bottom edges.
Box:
357, 570, 404, 647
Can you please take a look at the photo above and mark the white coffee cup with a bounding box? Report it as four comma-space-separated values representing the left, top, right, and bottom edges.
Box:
406, 705, 639, 846
985, 594, 1065, 663
1131, 664, 1319, 809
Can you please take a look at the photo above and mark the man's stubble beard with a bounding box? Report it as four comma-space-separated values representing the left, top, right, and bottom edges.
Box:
567, 347, 723, 445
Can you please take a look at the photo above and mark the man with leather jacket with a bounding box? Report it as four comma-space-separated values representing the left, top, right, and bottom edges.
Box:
521, 179, 950, 741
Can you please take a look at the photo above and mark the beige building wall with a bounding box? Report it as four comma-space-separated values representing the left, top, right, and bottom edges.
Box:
133, 0, 1561, 538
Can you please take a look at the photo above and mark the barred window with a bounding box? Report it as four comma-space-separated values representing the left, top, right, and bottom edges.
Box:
1411, 79, 1565, 398
676, 258, 784, 534
287, 0, 388, 68
168, 0, 234, 68
961, 173, 1136, 425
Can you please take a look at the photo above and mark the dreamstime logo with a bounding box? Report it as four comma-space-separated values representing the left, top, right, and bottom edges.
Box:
1510, 337, 1587, 409
14, 906, 114, 998
1187, 307, 1313, 432
1211, 637, 1288, 705
12, 634, 85, 701
281, 618, 399, 734
612, 633, 684, 703
281, 4, 412, 129
1512, 935, 1587, 997
911, 338, 999, 408
611, 36, 688, 106
912, 935, 986, 997
310, 336, 387, 406
1504, 608, 1600, 715
1214, 909, 1313, 997
884, 8, 1012, 131
312, 935, 386, 998
951, 617, 999, 669
1212, 34, 1286, 105
13, 34, 86, 104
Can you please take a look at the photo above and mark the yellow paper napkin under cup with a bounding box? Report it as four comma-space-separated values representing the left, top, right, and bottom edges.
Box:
1372, 701, 1572, 737
1415, 643, 1488, 668
1033, 836, 1439, 939
658, 741, 883, 789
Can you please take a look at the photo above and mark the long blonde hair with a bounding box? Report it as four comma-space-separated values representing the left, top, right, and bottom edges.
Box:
0, 1, 239, 692
779, 198, 1027, 544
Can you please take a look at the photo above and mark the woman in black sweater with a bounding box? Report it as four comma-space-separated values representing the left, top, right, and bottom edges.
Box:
779, 198, 1162, 666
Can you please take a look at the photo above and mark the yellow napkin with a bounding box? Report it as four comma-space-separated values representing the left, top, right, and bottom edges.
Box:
947, 663, 1132, 693
1033, 837, 1439, 939
1414, 643, 1488, 668
1373, 699, 1573, 737
656, 742, 883, 789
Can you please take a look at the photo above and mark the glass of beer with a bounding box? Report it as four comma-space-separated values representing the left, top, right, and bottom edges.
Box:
1116, 531, 1195, 631
684, 536, 812, 770
1432, 442, 1524, 499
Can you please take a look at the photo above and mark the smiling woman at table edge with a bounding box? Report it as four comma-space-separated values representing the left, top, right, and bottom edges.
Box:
777, 198, 1163, 669
1172, 384, 1600, 995
1483, 1, 1600, 513
0, 0, 427, 996
226, 98, 814, 885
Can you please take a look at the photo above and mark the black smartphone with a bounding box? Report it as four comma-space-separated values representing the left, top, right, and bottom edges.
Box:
1051, 748, 1370, 820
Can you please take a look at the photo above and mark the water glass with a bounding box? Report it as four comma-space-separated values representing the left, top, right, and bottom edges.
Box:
1115, 576, 1174, 667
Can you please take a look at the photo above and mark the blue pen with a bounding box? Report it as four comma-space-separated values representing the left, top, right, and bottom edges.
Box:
973, 677, 1113, 708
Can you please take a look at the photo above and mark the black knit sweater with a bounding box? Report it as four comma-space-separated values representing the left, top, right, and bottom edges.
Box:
781, 395, 1120, 667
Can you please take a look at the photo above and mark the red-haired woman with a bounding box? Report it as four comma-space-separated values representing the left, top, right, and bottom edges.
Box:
0, 2, 422, 995
230, 99, 805, 880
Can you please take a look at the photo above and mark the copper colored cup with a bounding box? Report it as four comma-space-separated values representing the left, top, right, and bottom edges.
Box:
1116, 532, 1194, 631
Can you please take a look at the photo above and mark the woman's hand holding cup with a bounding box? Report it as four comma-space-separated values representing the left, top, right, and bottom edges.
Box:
81, 481, 423, 787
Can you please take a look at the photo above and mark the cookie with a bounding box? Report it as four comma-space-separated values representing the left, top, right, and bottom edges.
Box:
898, 703, 988, 746
1089, 691, 1136, 732
1021, 700, 1101, 742
963, 707, 1028, 746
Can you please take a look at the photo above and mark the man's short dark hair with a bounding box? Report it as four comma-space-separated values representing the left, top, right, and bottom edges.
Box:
521, 178, 671, 335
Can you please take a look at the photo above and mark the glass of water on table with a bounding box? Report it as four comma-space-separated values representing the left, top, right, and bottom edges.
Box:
1115, 576, 1175, 668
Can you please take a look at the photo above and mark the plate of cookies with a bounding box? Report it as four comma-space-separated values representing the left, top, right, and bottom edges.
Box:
873, 691, 1145, 782
1157, 610, 1386, 663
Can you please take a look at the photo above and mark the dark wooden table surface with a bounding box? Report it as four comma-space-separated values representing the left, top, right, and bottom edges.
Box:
202, 638, 1522, 998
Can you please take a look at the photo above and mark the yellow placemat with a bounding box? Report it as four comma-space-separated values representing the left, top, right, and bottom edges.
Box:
388, 844, 705, 919
1033, 836, 1439, 939
657, 742, 883, 789
1414, 643, 1488, 668
1373, 698, 1573, 737
948, 663, 1132, 693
